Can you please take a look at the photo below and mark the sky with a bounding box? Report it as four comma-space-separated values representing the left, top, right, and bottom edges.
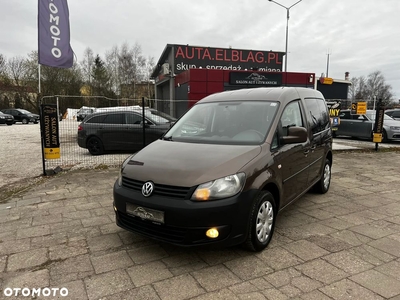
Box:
1, 0, 400, 98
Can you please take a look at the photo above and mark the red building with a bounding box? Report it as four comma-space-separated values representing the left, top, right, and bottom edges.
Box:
151, 44, 347, 117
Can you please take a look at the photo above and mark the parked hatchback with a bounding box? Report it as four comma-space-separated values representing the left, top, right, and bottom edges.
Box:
77, 108, 176, 155
1, 108, 39, 124
113, 87, 333, 251
0, 111, 14, 125
335, 109, 400, 141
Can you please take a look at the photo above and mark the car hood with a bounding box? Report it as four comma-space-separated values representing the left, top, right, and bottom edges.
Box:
384, 119, 400, 127
122, 140, 262, 187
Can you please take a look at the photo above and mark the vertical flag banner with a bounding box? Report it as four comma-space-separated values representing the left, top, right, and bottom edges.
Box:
38, 0, 73, 68
41, 104, 61, 159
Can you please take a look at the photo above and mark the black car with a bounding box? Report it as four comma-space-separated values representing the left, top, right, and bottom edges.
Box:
1, 108, 39, 124
76, 107, 95, 121
77, 108, 176, 155
0, 111, 14, 125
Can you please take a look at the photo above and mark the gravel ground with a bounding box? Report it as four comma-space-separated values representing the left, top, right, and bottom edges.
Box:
0, 120, 130, 192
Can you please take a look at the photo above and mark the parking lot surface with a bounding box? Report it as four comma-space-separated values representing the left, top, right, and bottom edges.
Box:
0, 149, 400, 299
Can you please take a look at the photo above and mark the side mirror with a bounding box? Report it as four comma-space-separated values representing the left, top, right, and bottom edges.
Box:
140, 121, 150, 128
282, 126, 308, 144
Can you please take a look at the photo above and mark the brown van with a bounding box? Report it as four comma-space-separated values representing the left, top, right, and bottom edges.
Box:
113, 87, 333, 251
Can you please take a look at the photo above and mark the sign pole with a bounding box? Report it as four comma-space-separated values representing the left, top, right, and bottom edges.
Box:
373, 98, 385, 151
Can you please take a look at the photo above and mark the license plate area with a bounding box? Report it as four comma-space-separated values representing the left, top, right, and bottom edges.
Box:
126, 203, 164, 224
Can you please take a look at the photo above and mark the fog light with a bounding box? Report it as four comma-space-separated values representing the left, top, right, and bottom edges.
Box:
113, 204, 117, 212
206, 228, 219, 238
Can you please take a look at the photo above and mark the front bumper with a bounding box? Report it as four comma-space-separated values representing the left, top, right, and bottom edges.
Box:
30, 115, 39, 123
113, 180, 258, 247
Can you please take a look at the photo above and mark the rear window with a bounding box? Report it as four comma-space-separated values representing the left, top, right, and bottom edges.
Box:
304, 98, 330, 134
86, 115, 106, 123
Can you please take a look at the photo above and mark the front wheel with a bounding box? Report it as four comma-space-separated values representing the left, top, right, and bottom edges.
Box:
87, 136, 104, 155
243, 191, 276, 252
382, 130, 388, 142
314, 158, 332, 194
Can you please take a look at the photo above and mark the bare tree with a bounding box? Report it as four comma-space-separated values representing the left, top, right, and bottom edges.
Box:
349, 76, 367, 100
349, 71, 393, 107
80, 47, 94, 85
0, 54, 7, 76
8, 56, 27, 86
366, 71, 393, 104
105, 45, 120, 95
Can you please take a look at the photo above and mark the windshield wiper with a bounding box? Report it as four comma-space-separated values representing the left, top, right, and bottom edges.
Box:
162, 136, 173, 141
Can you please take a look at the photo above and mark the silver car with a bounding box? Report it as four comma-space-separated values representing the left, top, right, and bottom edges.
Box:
335, 109, 400, 141
385, 109, 400, 120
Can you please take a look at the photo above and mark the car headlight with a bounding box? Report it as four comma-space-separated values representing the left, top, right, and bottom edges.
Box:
390, 126, 400, 131
191, 173, 246, 201
117, 168, 123, 186
0, 116, 4, 119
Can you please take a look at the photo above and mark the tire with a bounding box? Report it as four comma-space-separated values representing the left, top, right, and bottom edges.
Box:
314, 158, 331, 194
382, 130, 388, 142
87, 137, 104, 155
243, 191, 276, 252
22, 118, 29, 124
6, 123, 12, 126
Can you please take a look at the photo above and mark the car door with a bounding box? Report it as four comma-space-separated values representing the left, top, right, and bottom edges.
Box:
349, 114, 373, 138
124, 112, 147, 150
274, 101, 310, 206
336, 111, 352, 136
98, 113, 126, 151
303, 98, 331, 185
8, 109, 20, 121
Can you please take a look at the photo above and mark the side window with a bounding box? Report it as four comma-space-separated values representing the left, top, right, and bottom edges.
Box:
126, 113, 143, 125
280, 101, 303, 136
316, 99, 330, 131
103, 114, 124, 124
304, 98, 321, 134
271, 130, 279, 150
86, 115, 106, 124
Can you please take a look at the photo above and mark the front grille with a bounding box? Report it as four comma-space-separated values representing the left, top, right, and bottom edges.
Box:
117, 211, 187, 243
122, 177, 192, 199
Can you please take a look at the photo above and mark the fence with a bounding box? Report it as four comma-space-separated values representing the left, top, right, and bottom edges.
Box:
39, 95, 184, 175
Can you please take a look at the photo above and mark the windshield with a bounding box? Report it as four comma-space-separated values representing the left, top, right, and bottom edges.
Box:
18, 109, 32, 114
165, 101, 279, 145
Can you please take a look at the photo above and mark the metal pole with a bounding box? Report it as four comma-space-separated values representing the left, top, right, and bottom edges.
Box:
268, 0, 302, 72
142, 97, 145, 148
38, 64, 41, 94
326, 51, 331, 77
285, 9, 289, 72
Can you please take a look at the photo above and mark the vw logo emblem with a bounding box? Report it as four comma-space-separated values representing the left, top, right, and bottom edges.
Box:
142, 181, 154, 197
